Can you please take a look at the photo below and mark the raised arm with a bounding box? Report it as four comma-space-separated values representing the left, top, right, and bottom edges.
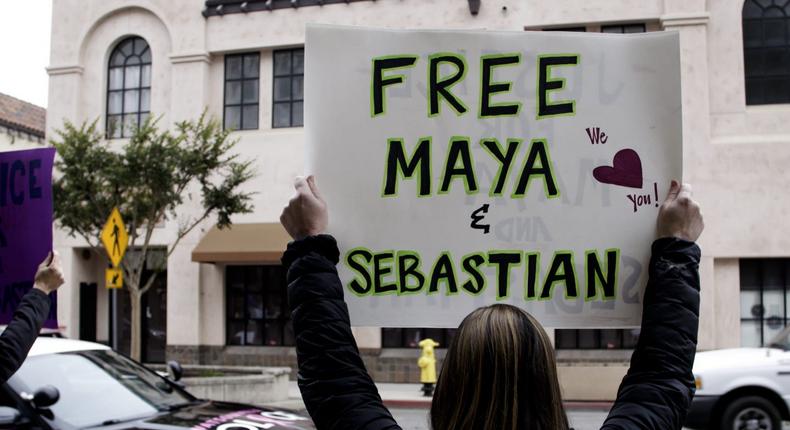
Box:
281, 176, 401, 430
601, 181, 704, 430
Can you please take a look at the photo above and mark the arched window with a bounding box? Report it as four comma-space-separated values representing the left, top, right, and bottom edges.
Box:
743, 0, 790, 105
107, 37, 151, 138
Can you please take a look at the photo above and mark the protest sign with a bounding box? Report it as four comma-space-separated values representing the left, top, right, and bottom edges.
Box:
0, 148, 57, 328
305, 25, 682, 327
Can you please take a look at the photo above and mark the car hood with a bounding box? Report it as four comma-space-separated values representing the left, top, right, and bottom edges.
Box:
693, 347, 784, 372
93, 400, 315, 429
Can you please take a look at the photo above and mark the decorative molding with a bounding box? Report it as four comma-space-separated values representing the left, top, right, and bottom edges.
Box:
660, 12, 710, 28
46, 65, 84, 76
202, 0, 373, 17
169, 52, 212, 64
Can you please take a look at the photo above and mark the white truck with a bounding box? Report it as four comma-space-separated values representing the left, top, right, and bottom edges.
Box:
686, 326, 790, 430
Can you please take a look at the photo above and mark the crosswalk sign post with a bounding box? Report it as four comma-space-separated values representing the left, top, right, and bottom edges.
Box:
101, 207, 128, 268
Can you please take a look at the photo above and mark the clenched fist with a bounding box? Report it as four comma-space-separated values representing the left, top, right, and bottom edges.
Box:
280, 175, 329, 240
657, 181, 704, 242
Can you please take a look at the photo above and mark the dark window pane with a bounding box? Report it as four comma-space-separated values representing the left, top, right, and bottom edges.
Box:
140, 89, 150, 112
292, 102, 303, 127
246, 320, 263, 345
745, 79, 765, 104
141, 65, 151, 87
743, 21, 763, 48
248, 267, 264, 293
578, 330, 598, 349
140, 48, 151, 64
247, 293, 264, 319
763, 19, 787, 46
402, 329, 423, 348
623, 24, 646, 33
600, 329, 622, 349
124, 90, 139, 112
242, 80, 259, 104
765, 6, 785, 18
273, 103, 291, 128
243, 54, 260, 78
382, 328, 402, 348
284, 321, 296, 347
292, 76, 303, 100
765, 78, 790, 103
228, 293, 245, 320
601, 25, 625, 34
274, 77, 292, 102
265, 322, 284, 346
274, 51, 291, 75
225, 81, 241, 105
226, 56, 242, 79
623, 329, 640, 348
225, 106, 241, 130
108, 92, 122, 114
293, 50, 304, 74
227, 320, 246, 345
125, 66, 141, 88
555, 330, 577, 349
242, 106, 259, 130
111, 51, 125, 67
120, 39, 134, 56
109, 68, 123, 90
744, 49, 764, 77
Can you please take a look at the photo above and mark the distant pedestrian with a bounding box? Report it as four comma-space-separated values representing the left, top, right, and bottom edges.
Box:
0, 252, 64, 382
281, 176, 703, 430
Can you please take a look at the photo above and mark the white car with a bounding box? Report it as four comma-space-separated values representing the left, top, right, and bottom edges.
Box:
0, 337, 314, 429
686, 326, 790, 430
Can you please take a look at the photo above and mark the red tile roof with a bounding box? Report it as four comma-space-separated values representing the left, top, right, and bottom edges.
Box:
0, 92, 46, 138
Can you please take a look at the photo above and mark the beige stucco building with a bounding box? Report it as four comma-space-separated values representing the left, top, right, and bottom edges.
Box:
46, 0, 790, 400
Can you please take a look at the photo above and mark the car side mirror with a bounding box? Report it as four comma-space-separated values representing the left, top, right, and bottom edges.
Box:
167, 360, 183, 382
0, 406, 20, 427
32, 385, 59, 409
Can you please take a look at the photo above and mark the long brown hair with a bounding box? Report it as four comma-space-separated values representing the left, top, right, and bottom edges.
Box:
430, 304, 569, 430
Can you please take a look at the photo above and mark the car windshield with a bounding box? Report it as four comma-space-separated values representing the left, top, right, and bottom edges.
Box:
766, 325, 790, 350
7, 349, 194, 428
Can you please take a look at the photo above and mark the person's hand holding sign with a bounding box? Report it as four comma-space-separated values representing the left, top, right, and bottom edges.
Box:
33, 251, 65, 295
657, 180, 704, 242
281, 175, 328, 240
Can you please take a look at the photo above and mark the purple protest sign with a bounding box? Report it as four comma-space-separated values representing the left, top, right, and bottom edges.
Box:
0, 148, 57, 329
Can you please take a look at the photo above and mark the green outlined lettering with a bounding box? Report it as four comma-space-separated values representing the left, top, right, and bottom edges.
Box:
537, 54, 580, 119
480, 53, 522, 118
438, 136, 478, 194
346, 248, 374, 296
512, 139, 560, 199
428, 251, 459, 296
461, 252, 487, 295
585, 248, 620, 300
480, 138, 523, 197
373, 251, 397, 295
397, 250, 426, 295
540, 251, 578, 299
524, 252, 540, 301
488, 251, 522, 300
371, 55, 418, 117
382, 137, 431, 197
428, 53, 469, 117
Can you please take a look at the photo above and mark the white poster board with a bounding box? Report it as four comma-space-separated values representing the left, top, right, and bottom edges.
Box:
305, 25, 682, 328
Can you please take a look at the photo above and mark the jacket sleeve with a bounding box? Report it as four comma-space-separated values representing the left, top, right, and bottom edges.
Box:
283, 235, 402, 430
0, 288, 51, 382
601, 238, 701, 430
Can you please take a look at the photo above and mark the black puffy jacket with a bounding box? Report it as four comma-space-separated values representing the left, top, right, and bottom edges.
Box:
283, 236, 700, 430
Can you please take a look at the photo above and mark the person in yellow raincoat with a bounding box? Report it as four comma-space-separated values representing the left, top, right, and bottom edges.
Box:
418, 338, 439, 396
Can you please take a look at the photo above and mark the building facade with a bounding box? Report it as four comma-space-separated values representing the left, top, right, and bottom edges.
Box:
47, 0, 790, 400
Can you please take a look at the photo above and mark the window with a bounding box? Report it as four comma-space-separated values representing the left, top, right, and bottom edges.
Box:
740, 259, 790, 347
272, 48, 304, 128
226, 265, 294, 346
743, 0, 790, 104
555, 329, 640, 350
601, 24, 646, 34
107, 37, 151, 139
224, 53, 260, 130
382, 328, 456, 348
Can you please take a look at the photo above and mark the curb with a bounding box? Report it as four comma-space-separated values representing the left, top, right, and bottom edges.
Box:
384, 399, 614, 410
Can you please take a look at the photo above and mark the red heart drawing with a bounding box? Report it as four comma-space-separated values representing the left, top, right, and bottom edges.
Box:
593, 149, 643, 189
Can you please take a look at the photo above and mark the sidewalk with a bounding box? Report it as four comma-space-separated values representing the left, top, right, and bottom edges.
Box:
267, 381, 614, 412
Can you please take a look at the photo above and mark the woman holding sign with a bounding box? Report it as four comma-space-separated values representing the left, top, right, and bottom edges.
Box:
280, 176, 703, 430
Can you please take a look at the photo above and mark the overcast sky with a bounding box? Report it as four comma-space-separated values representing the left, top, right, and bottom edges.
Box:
0, 0, 52, 107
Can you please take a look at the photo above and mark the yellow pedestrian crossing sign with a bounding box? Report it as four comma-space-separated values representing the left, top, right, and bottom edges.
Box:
106, 268, 123, 289
101, 207, 128, 267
